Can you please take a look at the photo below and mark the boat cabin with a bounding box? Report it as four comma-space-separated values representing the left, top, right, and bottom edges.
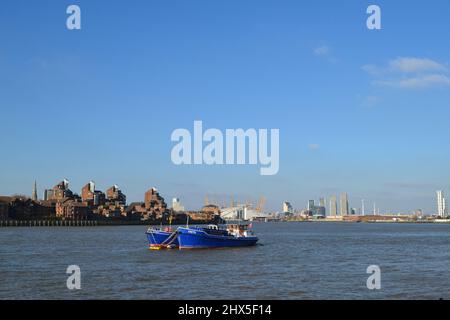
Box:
226, 224, 252, 237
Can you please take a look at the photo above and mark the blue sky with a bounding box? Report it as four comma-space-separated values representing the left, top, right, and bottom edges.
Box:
1, 0, 449, 213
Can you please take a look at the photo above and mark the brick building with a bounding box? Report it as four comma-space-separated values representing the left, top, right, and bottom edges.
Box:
125, 202, 147, 220
187, 205, 221, 222
4, 196, 55, 220
144, 188, 167, 219
201, 204, 221, 215
106, 185, 126, 205
0, 196, 11, 220
126, 188, 168, 221
56, 198, 89, 220
81, 181, 106, 206
44, 179, 74, 201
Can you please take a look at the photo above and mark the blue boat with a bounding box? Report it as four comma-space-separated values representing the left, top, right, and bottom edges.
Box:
177, 224, 258, 249
146, 227, 179, 250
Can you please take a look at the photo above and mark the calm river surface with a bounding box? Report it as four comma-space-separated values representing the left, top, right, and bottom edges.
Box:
1, 222, 449, 299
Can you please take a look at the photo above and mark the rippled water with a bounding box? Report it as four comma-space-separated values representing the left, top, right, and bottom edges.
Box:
0, 222, 449, 299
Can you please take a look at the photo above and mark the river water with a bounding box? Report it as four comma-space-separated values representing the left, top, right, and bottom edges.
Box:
0, 222, 449, 299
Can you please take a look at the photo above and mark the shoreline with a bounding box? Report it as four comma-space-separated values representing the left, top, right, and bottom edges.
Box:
0, 219, 219, 228
1, 219, 449, 228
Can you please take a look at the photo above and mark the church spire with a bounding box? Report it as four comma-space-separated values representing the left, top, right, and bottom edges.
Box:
32, 180, 38, 201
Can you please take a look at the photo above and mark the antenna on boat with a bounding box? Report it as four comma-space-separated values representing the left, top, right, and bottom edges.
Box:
186, 213, 189, 228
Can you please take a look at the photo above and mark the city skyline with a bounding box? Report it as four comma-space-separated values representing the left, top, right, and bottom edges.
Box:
8, 178, 449, 216
1, 1, 450, 213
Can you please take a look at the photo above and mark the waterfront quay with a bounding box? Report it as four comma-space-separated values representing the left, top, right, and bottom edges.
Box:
0, 220, 99, 227
0, 218, 222, 228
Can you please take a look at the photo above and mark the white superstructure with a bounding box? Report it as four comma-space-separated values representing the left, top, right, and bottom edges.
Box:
220, 205, 271, 221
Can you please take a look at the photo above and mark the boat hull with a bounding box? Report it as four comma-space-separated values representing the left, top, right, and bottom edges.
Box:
177, 227, 258, 249
146, 229, 179, 249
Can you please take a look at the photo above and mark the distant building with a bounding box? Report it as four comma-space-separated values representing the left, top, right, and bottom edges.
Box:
143, 188, 168, 219
90, 185, 127, 218
436, 190, 448, 217
44, 179, 73, 201
307, 198, 326, 217
125, 202, 147, 220
220, 205, 245, 220
201, 204, 221, 215
0, 197, 11, 220
4, 196, 55, 220
184, 204, 221, 222
340, 193, 349, 216
319, 197, 325, 207
312, 206, 326, 218
43, 189, 53, 201
172, 198, 185, 212
282, 201, 293, 214
95, 202, 126, 218
329, 195, 337, 216
81, 181, 106, 206
298, 209, 310, 218
106, 185, 126, 205
56, 199, 89, 220
32, 181, 38, 201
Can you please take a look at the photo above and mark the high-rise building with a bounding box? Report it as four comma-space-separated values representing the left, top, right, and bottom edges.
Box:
172, 198, 185, 212
319, 197, 325, 207
282, 201, 293, 214
340, 193, 349, 216
106, 185, 126, 205
144, 188, 167, 217
43, 189, 54, 201
44, 179, 73, 201
329, 195, 337, 216
308, 200, 315, 211
311, 206, 326, 217
81, 181, 106, 206
81, 181, 96, 202
32, 180, 38, 201
436, 190, 448, 217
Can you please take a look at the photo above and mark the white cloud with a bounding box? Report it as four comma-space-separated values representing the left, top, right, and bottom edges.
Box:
363, 57, 450, 89
389, 57, 447, 73
314, 46, 330, 56
375, 74, 450, 89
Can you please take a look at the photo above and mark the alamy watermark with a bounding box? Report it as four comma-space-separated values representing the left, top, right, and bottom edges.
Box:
366, 265, 381, 290
367, 5, 381, 30
66, 265, 81, 290
65, 4, 380, 31
171, 121, 279, 176
66, 5, 81, 30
